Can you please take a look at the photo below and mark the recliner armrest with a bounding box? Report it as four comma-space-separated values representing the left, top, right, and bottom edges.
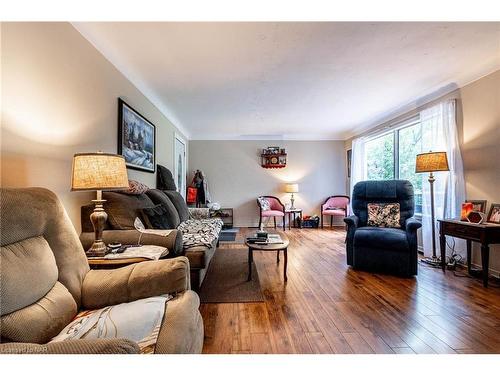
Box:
405, 217, 422, 233
344, 215, 359, 228
81, 256, 191, 309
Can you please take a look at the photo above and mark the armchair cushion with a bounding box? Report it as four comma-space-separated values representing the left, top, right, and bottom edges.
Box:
81, 257, 190, 310
323, 209, 345, 216
261, 210, 285, 217
0, 282, 77, 344
354, 227, 409, 252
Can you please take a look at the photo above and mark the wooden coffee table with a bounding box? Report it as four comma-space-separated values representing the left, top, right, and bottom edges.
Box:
245, 232, 290, 282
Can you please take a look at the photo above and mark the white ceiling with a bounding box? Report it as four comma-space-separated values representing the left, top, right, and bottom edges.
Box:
73, 22, 500, 140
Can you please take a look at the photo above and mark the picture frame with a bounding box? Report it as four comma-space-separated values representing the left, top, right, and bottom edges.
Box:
465, 200, 487, 213
118, 98, 156, 173
486, 203, 500, 224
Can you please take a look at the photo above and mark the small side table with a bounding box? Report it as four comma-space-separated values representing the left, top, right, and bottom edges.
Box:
438, 219, 500, 287
87, 245, 169, 270
285, 208, 303, 229
245, 232, 290, 282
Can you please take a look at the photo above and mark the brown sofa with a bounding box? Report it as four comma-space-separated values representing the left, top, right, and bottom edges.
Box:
80, 188, 220, 290
0, 188, 203, 354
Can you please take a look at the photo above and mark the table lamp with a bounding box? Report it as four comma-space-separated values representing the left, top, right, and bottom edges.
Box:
285, 183, 299, 210
71, 152, 129, 257
415, 151, 449, 266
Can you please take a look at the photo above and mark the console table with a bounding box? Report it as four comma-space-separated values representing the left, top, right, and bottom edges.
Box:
438, 219, 500, 287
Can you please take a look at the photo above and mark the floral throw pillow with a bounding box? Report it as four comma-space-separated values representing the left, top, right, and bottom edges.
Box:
258, 197, 271, 211
367, 203, 401, 228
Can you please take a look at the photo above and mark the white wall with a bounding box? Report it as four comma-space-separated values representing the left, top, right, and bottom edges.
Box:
189, 140, 347, 227
1, 22, 187, 230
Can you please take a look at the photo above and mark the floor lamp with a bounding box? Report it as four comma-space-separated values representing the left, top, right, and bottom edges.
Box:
415, 151, 450, 266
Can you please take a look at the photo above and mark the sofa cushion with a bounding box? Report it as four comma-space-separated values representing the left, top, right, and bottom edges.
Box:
354, 226, 409, 251
145, 189, 181, 228
261, 210, 285, 217
157, 164, 177, 191
367, 203, 401, 228
164, 191, 190, 222
1, 236, 58, 315
184, 240, 217, 269
103, 192, 155, 230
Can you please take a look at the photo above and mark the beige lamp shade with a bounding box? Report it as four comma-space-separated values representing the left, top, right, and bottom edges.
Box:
285, 183, 299, 193
415, 151, 449, 173
71, 153, 129, 191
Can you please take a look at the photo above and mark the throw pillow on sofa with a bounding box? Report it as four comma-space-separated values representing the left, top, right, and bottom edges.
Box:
367, 203, 401, 228
140, 204, 174, 229
145, 189, 181, 228
163, 191, 190, 222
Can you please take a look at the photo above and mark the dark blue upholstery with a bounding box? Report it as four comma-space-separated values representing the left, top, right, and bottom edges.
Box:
344, 180, 422, 277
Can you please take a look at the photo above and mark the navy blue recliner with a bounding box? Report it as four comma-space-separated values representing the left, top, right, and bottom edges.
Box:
344, 180, 422, 277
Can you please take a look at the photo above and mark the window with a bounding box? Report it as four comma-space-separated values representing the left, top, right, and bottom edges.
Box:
364, 117, 423, 214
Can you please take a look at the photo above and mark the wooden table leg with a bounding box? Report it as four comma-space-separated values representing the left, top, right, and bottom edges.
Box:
284, 247, 288, 282
440, 232, 446, 272
247, 247, 253, 281
481, 244, 489, 287
276, 249, 280, 263
288, 213, 291, 230
466, 239, 472, 275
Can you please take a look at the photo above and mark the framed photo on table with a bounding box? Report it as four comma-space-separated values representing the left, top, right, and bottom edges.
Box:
118, 98, 156, 173
487, 203, 500, 224
465, 200, 487, 213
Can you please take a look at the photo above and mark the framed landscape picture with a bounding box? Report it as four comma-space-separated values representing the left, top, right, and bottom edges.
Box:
118, 98, 156, 173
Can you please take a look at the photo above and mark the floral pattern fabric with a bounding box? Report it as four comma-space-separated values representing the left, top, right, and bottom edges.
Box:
178, 218, 223, 249
367, 203, 401, 228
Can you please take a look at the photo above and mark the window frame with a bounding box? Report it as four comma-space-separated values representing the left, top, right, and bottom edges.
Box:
363, 115, 423, 217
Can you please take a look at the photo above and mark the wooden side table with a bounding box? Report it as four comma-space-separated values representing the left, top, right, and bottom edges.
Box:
87, 245, 169, 269
438, 219, 500, 287
285, 208, 302, 229
245, 232, 290, 282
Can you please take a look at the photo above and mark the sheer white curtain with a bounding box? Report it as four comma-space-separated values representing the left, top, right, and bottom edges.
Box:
350, 136, 366, 198
420, 99, 466, 258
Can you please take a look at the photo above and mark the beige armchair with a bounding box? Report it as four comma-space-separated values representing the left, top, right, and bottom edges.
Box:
0, 188, 203, 354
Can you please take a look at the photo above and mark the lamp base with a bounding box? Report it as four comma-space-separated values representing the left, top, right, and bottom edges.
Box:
86, 240, 108, 257
86, 197, 109, 257
420, 256, 442, 267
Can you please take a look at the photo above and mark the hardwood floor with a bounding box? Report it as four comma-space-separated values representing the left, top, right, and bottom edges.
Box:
200, 227, 500, 354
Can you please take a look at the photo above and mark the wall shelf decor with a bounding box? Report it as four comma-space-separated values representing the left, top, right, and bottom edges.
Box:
261, 147, 287, 169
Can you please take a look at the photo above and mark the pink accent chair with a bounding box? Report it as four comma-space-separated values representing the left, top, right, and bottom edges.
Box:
257, 196, 286, 231
321, 195, 350, 229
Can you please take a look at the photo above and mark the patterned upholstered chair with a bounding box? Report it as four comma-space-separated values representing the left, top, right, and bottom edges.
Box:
257, 196, 286, 230
344, 180, 421, 277
321, 195, 350, 228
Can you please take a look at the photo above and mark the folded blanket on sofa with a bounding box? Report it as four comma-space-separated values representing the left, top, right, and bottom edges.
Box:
178, 218, 223, 249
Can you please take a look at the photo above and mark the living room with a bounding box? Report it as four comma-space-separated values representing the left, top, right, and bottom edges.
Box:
1, 1, 499, 373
